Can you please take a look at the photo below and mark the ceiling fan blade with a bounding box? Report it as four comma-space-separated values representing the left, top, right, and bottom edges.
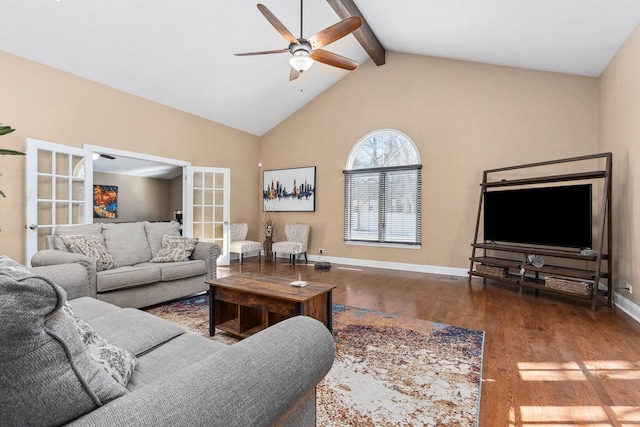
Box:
289, 67, 301, 81
311, 49, 358, 71
234, 49, 289, 56
257, 4, 299, 45
307, 16, 362, 50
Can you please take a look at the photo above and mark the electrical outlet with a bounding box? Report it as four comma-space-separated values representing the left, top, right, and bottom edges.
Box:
319, 248, 324, 254
627, 284, 633, 294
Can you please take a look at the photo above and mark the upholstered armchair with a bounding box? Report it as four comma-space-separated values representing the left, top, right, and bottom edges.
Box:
229, 223, 262, 264
272, 224, 310, 265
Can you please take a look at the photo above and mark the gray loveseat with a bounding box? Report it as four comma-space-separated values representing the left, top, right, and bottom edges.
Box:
31, 221, 220, 308
0, 256, 335, 426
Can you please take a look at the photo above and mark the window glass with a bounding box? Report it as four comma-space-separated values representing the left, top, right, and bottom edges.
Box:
344, 130, 421, 246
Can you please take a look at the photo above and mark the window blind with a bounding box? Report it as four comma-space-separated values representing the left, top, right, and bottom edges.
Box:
344, 165, 422, 245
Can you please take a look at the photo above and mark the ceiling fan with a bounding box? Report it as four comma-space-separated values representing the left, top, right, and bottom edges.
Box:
235, 1, 362, 81
93, 153, 116, 160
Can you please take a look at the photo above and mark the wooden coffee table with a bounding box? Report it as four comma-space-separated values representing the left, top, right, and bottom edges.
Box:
206, 273, 336, 339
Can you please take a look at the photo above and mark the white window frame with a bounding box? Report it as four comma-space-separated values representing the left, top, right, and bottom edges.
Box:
344, 129, 422, 248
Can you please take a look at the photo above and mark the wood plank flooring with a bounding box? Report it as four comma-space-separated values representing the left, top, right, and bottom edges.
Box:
220, 258, 640, 426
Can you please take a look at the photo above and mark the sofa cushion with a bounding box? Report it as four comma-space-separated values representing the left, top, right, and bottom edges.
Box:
102, 222, 152, 266
84, 308, 186, 357
128, 332, 226, 391
96, 265, 162, 292
138, 260, 207, 281
68, 296, 122, 320
0, 256, 127, 426
63, 301, 137, 387
53, 223, 103, 252
145, 221, 182, 257
150, 235, 199, 263
61, 234, 120, 272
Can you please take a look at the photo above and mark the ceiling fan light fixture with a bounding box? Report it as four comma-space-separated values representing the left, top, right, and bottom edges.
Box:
289, 51, 313, 72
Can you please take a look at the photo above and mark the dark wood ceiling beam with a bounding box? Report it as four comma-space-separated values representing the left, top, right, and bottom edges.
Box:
326, 0, 385, 66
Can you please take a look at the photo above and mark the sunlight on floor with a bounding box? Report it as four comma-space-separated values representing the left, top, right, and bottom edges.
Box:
518, 360, 640, 381
336, 267, 364, 271
518, 361, 587, 381
512, 361, 640, 425
510, 405, 640, 425
584, 360, 640, 380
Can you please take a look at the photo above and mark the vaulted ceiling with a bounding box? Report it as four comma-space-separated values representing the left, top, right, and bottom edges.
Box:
2, 0, 640, 136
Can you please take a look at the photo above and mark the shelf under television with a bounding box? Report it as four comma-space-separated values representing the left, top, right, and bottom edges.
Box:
472, 242, 605, 261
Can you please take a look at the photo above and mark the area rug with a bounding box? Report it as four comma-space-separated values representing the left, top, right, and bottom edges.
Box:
145, 296, 484, 426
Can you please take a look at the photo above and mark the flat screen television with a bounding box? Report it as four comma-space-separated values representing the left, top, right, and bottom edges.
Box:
483, 184, 592, 249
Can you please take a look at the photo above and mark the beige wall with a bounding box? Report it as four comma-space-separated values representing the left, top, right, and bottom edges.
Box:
260, 52, 599, 268
0, 51, 260, 264
93, 172, 176, 223
598, 24, 640, 307
0, 49, 603, 271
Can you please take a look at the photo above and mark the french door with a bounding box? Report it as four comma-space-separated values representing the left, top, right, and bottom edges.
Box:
25, 138, 92, 264
185, 166, 231, 266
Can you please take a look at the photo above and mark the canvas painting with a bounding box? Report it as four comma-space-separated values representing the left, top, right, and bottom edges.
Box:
94, 185, 118, 218
263, 166, 315, 212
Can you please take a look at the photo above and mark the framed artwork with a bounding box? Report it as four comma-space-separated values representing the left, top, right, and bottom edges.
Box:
263, 166, 316, 212
93, 185, 118, 218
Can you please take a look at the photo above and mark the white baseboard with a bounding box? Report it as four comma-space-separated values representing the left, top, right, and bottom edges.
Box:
613, 292, 640, 324
305, 254, 468, 278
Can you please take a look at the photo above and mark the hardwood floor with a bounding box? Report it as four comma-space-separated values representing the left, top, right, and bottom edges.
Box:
220, 258, 640, 426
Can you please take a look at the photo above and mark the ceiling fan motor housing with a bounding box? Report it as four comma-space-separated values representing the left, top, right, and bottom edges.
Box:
289, 39, 312, 56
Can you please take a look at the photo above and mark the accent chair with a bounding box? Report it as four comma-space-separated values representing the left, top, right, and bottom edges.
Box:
272, 223, 310, 265
229, 223, 262, 264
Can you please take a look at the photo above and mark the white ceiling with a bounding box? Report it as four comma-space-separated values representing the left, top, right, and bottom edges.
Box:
93, 154, 182, 180
2, 0, 640, 137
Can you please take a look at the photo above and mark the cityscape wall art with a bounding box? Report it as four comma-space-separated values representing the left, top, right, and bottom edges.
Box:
263, 166, 315, 212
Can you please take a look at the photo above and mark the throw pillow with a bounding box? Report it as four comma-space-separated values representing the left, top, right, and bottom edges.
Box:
150, 235, 199, 263
52, 223, 103, 252
0, 260, 128, 426
61, 234, 119, 272
0, 254, 32, 276
145, 221, 182, 257
62, 302, 137, 387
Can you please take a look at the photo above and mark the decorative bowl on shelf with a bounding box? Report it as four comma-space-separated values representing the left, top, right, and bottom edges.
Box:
527, 254, 544, 268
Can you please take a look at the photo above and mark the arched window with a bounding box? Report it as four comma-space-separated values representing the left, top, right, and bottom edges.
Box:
343, 129, 422, 246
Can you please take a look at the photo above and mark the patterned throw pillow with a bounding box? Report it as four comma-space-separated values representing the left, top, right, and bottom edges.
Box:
150, 235, 199, 263
61, 234, 119, 272
62, 302, 136, 387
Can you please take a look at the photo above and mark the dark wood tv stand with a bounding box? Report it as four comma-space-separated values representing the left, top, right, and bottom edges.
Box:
468, 153, 612, 310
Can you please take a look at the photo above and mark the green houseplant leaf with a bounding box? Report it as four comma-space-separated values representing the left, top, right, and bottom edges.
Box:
0, 149, 24, 155
1, 123, 25, 199
0, 125, 16, 136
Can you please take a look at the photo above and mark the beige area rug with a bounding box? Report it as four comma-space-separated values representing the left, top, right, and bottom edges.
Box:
145, 296, 484, 426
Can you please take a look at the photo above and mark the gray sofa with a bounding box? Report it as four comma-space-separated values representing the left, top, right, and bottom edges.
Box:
31, 221, 220, 308
1, 256, 335, 426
